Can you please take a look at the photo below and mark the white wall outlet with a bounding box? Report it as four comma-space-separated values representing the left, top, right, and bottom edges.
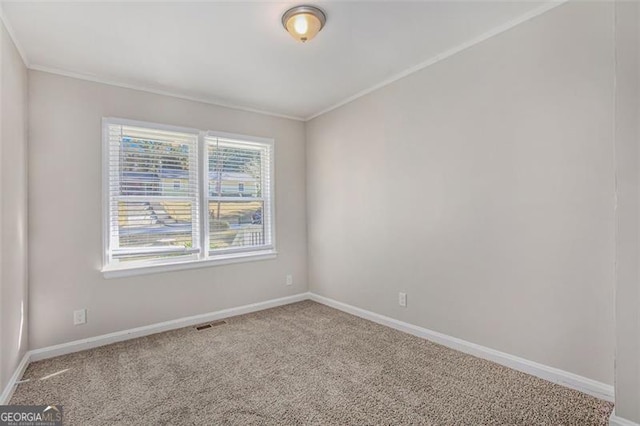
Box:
286, 274, 293, 286
73, 309, 87, 325
398, 292, 407, 307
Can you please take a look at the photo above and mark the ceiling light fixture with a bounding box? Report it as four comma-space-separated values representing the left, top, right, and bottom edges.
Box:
282, 5, 326, 43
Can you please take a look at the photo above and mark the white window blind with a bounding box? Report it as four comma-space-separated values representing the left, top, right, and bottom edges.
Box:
105, 123, 200, 265
103, 118, 275, 275
206, 136, 273, 254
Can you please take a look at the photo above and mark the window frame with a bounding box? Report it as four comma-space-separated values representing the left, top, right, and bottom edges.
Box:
102, 118, 277, 279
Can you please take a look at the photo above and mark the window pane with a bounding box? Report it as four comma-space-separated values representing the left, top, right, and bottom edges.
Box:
209, 200, 266, 251
208, 142, 262, 198
106, 122, 200, 266
117, 136, 196, 197
116, 200, 195, 260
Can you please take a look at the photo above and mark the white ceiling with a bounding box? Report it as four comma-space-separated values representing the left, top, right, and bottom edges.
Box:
1, 1, 554, 120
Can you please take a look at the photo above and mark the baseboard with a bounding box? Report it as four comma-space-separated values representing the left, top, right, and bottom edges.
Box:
2, 293, 309, 404
2, 291, 616, 407
308, 292, 614, 402
29, 292, 310, 362
0, 352, 31, 405
610, 412, 640, 426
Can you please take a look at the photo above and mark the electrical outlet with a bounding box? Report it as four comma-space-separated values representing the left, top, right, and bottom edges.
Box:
398, 292, 407, 307
73, 309, 86, 325
286, 274, 293, 286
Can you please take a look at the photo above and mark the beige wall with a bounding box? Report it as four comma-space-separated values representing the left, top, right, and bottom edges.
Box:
306, 2, 615, 384
0, 20, 28, 391
14, 0, 640, 412
613, 1, 640, 422
28, 71, 307, 349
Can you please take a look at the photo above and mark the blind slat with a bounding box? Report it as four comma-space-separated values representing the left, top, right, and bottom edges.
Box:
107, 123, 200, 263
105, 122, 273, 267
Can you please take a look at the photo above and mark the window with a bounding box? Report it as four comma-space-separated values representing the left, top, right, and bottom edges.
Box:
103, 118, 275, 277
206, 136, 272, 254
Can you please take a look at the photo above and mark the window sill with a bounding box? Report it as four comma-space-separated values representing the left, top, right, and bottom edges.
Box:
102, 250, 278, 279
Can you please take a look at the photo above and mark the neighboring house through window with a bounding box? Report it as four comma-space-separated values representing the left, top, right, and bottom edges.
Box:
103, 118, 275, 276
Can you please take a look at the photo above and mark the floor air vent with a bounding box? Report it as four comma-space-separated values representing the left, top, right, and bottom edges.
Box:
195, 320, 227, 331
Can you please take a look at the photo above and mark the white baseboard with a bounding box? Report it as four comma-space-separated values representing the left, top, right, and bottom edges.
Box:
1, 291, 616, 408
309, 292, 614, 402
1, 292, 309, 405
29, 292, 310, 362
0, 352, 31, 405
610, 412, 640, 426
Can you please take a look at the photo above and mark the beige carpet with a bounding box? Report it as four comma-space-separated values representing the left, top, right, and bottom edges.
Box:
11, 301, 612, 425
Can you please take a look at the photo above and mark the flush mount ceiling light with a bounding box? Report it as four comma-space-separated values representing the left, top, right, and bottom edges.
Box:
282, 5, 326, 43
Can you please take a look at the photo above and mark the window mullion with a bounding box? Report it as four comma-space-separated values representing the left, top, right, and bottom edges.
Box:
199, 131, 210, 260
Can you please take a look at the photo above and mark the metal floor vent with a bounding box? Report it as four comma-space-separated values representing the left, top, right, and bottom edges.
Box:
195, 320, 227, 331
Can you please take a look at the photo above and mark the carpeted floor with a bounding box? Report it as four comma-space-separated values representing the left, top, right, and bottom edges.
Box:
11, 301, 613, 425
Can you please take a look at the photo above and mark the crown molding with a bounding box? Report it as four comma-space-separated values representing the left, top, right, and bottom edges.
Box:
28, 64, 306, 122
2, 1, 304, 121
3, 1, 566, 123
305, 0, 568, 121
0, 1, 30, 67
